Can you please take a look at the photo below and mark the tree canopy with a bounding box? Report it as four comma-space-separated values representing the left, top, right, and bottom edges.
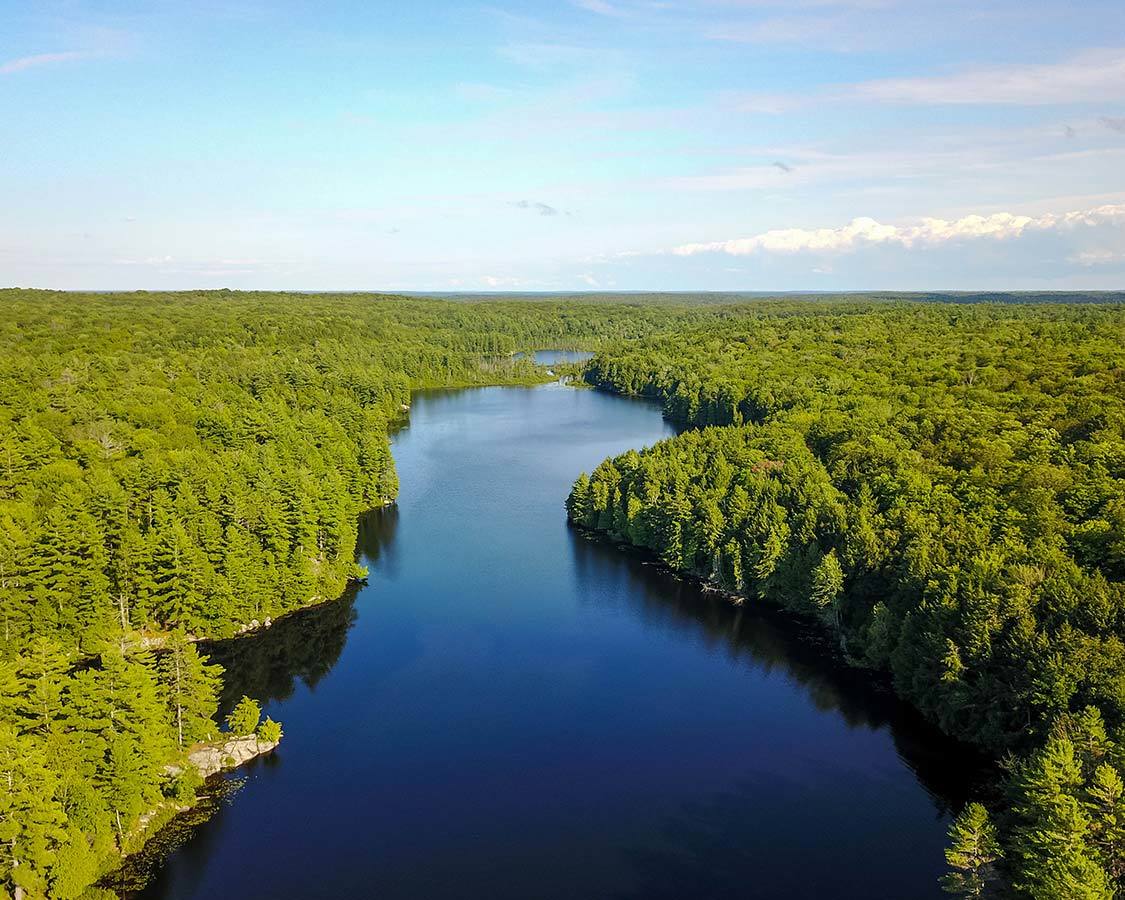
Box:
571, 301, 1125, 894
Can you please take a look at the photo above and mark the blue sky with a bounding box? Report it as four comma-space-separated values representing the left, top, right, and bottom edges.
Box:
2, 0, 1124, 291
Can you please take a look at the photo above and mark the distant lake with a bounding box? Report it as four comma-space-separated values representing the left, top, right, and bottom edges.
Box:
515, 349, 595, 365
130, 383, 985, 900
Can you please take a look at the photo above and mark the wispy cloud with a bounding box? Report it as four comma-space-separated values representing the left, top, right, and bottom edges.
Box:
511, 199, 564, 216
572, 0, 625, 17
670, 203, 1125, 256
705, 15, 843, 46
727, 48, 1125, 111
0, 50, 88, 74
1070, 248, 1125, 266
852, 48, 1125, 106
1102, 116, 1125, 133
481, 274, 527, 287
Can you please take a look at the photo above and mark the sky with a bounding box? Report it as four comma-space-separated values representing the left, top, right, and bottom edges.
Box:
2, 0, 1124, 291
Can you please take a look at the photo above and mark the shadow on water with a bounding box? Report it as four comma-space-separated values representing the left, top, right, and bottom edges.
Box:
201, 506, 399, 718
569, 531, 994, 812
569, 533, 995, 899
111, 507, 403, 895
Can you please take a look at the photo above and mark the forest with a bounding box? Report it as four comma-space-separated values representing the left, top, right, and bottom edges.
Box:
569, 301, 1125, 897
0, 288, 708, 899
3, 289, 1124, 897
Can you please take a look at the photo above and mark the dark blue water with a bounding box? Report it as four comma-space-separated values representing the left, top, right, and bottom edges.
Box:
131, 384, 983, 900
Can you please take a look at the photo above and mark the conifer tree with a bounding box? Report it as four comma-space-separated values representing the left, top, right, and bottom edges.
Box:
159, 630, 222, 749
226, 696, 261, 736
1011, 735, 1113, 899
941, 802, 1000, 897
15, 638, 71, 736
1085, 763, 1125, 880
0, 724, 68, 900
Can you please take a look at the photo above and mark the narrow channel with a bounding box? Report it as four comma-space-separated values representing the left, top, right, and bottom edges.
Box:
133, 382, 986, 899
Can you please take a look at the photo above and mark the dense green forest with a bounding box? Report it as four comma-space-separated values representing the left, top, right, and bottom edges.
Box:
568, 302, 1125, 896
5, 289, 1125, 897
0, 288, 709, 899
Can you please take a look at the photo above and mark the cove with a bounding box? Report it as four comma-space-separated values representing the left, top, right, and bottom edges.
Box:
131, 383, 986, 900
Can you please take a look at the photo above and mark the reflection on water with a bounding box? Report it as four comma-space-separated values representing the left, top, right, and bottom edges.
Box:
569, 533, 993, 816
202, 507, 399, 718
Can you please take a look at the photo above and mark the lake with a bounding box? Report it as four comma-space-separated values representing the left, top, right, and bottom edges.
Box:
514, 349, 595, 365
131, 382, 984, 899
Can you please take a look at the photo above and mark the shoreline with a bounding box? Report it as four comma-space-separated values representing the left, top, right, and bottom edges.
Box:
102, 734, 280, 895
566, 519, 997, 768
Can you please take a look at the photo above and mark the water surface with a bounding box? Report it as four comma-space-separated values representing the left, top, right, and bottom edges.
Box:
134, 383, 983, 900
514, 349, 595, 365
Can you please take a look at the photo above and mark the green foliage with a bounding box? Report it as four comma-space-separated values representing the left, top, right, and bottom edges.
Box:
571, 302, 1125, 894
1010, 733, 1114, 898
942, 802, 1001, 897
226, 696, 261, 736
160, 630, 222, 748
3, 291, 1124, 895
257, 716, 283, 745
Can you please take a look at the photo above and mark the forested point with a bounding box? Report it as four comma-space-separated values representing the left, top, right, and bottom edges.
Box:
568, 301, 1125, 897
3, 289, 1124, 898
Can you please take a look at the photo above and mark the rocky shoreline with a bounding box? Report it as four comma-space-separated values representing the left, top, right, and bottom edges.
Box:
104, 734, 280, 895
182, 733, 281, 779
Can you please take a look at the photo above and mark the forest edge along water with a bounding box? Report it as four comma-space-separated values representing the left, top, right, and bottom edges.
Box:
117, 377, 988, 900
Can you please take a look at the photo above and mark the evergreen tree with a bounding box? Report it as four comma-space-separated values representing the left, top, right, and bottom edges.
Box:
1085, 763, 1125, 880
257, 717, 283, 745
158, 630, 222, 749
1011, 735, 1113, 899
226, 696, 261, 736
941, 802, 1000, 897
0, 724, 68, 900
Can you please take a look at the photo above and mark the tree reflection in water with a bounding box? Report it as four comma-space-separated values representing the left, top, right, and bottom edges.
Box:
203, 506, 398, 719
569, 530, 995, 817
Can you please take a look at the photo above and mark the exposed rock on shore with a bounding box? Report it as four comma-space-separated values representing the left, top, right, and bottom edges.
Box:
187, 734, 280, 779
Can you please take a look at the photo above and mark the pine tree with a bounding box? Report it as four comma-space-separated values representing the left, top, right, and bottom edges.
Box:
159, 630, 222, 749
1012, 734, 1114, 899
148, 520, 207, 628
1085, 763, 1125, 880
941, 802, 1000, 897
257, 717, 283, 745
24, 491, 111, 647
566, 473, 592, 526
15, 638, 71, 736
810, 548, 845, 632
0, 724, 68, 900
226, 696, 261, 736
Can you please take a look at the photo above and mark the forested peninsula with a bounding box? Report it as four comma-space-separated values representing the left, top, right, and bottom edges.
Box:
568, 302, 1125, 897
3, 290, 1124, 898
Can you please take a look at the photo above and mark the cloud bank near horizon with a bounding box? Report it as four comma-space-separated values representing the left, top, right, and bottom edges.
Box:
670, 204, 1125, 258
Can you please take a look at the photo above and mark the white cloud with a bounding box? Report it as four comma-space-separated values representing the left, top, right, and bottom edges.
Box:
0, 51, 87, 74
481, 274, 526, 287
670, 203, 1125, 256
852, 48, 1125, 106
705, 15, 842, 46
573, 0, 625, 16
723, 48, 1125, 110
1069, 249, 1125, 266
